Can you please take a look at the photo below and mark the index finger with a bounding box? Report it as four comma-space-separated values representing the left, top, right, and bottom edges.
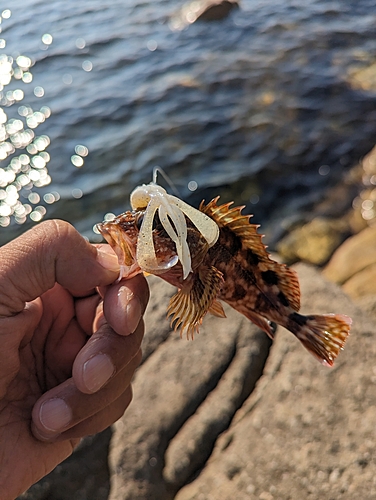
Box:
0, 220, 120, 317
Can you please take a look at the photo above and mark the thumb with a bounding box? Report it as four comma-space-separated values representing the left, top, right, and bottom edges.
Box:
0, 220, 120, 317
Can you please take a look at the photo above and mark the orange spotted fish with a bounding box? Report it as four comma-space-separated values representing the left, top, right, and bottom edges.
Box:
98, 181, 351, 367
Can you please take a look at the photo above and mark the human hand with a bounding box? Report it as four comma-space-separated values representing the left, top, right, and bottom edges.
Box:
0, 220, 149, 499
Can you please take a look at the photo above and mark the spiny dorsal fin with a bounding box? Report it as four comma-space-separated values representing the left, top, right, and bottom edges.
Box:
200, 197, 300, 311
199, 197, 270, 260
167, 265, 224, 339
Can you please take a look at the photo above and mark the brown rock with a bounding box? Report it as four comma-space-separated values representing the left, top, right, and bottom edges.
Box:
276, 217, 347, 266
363, 145, 376, 177
349, 145, 376, 230
171, 0, 239, 29
347, 61, 376, 92
342, 262, 376, 298
323, 226, 376, 284
174, 264, 373, 500
195, 0, 239, 22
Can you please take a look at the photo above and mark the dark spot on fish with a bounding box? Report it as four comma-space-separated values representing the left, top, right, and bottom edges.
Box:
246, 249, 260, 265
289, 312, 307, 326
233, 284, 246, 300
220, 227, 242, 254
278, 291, 290, 307
261, 270, 279, 285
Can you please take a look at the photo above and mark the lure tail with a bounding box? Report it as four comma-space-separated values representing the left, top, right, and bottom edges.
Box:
291, 313, 352, 367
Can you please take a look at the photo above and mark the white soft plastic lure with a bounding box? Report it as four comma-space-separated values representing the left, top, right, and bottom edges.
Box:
130, 170, 219, 279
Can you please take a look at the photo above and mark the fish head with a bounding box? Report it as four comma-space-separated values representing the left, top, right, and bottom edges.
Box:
97, 209, 180, 278
97, 210, 142, 278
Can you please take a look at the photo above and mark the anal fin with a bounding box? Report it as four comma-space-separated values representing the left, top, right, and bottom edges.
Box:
167, 266, 224, 339
240, 307, 277, 339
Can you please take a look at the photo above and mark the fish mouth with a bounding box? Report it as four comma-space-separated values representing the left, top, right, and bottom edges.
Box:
97, 222, 116, 246
97, 221, 135, 267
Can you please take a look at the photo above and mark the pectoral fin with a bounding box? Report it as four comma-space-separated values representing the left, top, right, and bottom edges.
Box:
208, 299, 226, 318
167, 266, 224, 339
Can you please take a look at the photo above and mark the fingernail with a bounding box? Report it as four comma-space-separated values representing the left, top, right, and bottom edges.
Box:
97, 247, 120, 273
126, 298, 142, 334
83, 353, 115, 393
39, 398, 72, 433
118, 286, 142, 334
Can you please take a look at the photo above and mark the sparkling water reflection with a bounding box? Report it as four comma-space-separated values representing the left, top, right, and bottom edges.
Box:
0, 10, 57, 227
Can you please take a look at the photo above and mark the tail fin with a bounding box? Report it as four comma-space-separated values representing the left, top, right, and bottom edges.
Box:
293, 314, 352, 367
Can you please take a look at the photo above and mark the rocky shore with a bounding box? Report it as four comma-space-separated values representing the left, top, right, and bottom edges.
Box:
19, 147, 376, 500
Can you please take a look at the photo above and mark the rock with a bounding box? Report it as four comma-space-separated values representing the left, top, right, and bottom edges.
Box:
349, 145, 376, 230
18, 429, 112, 500
347, 61, 376, 92
194, 0, 239, 22
173, 264, 373, 500
363, 145, 376, 178
353, 293, 376, 320
170, 0, 239, 30
323, 226, 376, 284
109, 276, 271, 500
21, 264, 374, 500
342, 262, 376, 298
109, 267, 366, 500
276, 217, 348, 266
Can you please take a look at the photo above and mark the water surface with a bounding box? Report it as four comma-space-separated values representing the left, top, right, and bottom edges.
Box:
1, 0, 376, 244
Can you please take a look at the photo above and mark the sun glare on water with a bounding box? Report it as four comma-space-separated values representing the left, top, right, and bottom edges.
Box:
0, 9, 60, 228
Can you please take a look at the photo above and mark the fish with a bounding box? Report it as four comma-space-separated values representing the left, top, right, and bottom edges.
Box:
98, 182, 351, 367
